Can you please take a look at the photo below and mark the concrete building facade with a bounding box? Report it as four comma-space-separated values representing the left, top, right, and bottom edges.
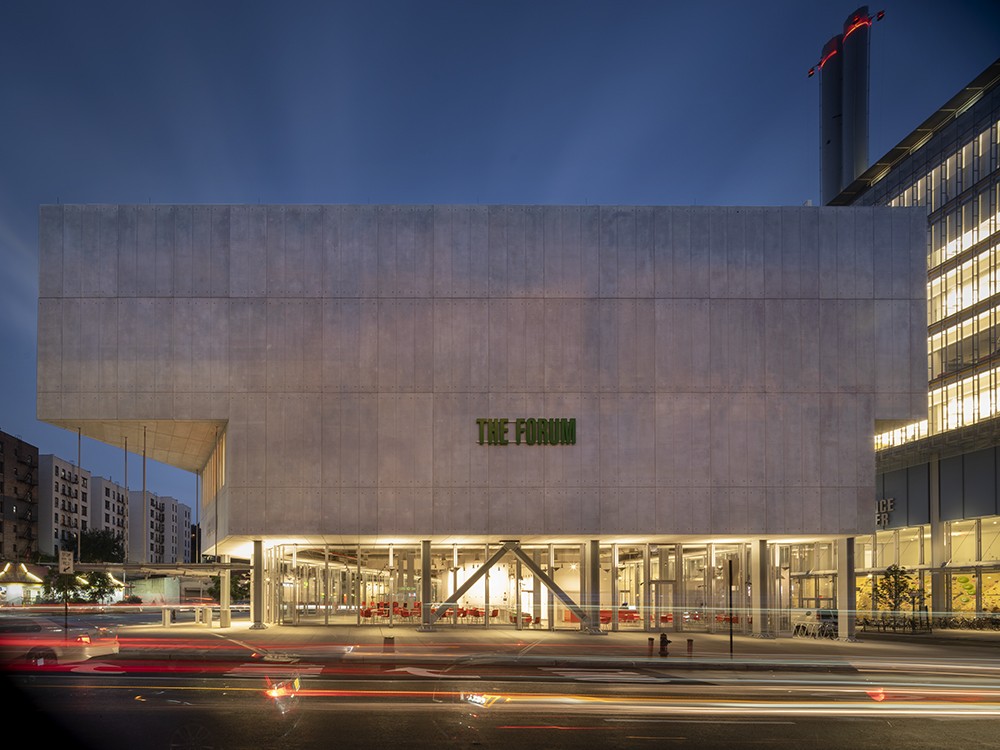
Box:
37, 204, 926, 631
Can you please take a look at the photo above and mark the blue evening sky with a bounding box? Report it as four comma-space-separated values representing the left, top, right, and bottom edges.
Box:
1, 1, 998, 515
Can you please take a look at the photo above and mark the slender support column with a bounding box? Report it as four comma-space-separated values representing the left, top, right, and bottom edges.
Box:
707, 543, 716, 633
323, 545, 330, 627
532, 550, 542, 626
419, 540, 434, 631
388, 544, 395, 629
407, 550, 415, 606
450, 544, 458, 625
929, 454, 947, 618
515, 558, 523, 630
251, 539, 266, 629
142, 426, 147, 564
123, 437, 129, 564
611, 544, 620, 632
837, 537, 857, 641
668, 545, 681, 633
355, 545, 362, 626
291, 547, 299, 625
750, 539, 773, 637
219, 554, 232, 628
547, 544, 555, 630
642, 544, 651, 632
588, 540, 600, 630
484, 543, 491, 629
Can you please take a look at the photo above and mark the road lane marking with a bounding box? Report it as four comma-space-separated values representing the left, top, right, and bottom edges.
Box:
539, 667, 662, 682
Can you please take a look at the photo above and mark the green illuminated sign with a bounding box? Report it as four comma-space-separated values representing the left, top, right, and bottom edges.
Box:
476, 418, 576, 446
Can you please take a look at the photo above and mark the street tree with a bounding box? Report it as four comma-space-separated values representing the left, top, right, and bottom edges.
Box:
42, 570, 84, 603
80, 529, 126, 563
85, 571, 120, 603
876, 564, 916, 612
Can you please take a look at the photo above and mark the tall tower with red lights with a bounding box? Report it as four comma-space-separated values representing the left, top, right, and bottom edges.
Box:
811, 7, 884, 205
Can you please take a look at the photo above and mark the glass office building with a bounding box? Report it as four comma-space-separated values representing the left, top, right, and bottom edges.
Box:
832, 59, 1000, 619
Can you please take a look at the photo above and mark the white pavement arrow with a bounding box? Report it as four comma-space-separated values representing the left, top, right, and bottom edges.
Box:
70, 662, 126, 674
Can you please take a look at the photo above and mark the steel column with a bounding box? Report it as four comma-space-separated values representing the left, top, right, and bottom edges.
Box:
251, 539, 266, 629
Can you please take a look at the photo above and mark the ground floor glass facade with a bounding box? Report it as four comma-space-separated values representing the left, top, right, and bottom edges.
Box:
253, 539, 872, 634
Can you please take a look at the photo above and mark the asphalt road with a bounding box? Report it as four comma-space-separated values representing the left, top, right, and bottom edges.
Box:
4, 610, 1000, 749
8, 663, 1000, 750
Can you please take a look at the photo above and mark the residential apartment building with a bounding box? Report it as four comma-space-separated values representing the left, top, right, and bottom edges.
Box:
90, 476, 129, 544
0, 430, 39, 562
38, 455, 92, 559
128, 490, 191, 565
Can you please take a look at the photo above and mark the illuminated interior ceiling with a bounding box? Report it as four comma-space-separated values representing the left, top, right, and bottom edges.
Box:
47, 419, 226, 473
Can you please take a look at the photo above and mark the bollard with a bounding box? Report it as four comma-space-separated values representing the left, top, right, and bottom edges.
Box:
161, 608, 172, 627
647, 637, 654, 658
687, 638, 693, 658
383, 636, 395, 654
659, 632, 671, 657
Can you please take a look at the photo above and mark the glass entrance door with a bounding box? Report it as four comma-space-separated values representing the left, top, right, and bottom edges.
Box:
650, 580, 674, 630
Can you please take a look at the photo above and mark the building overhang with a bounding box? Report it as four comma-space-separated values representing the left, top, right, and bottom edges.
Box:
42, 419, 226, 474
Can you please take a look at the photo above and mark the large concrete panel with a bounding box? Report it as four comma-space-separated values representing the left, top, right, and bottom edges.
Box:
37, 204, 926, 550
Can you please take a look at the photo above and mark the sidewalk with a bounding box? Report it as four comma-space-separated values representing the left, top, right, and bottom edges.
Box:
117, 615, 1000, 671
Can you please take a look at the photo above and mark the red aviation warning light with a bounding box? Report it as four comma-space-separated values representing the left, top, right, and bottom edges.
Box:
808, 9, 884, 77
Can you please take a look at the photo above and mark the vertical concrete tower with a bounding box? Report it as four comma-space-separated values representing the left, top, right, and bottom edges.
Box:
819, 33, 843, 207
817, 7, 880, 205
840, 8, 871, 192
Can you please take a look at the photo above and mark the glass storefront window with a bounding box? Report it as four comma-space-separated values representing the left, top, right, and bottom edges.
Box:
948, 519, 979, 564
814, 542, 834, 571
898, 527, 922, 567
875, 530, 895, 568
983, 572, 1000, 614
951, 571, 978, 612
982, 519, 1000, 562
855, 536, 874, 569
790, 544, 813, 574
855, 574, 874, 613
